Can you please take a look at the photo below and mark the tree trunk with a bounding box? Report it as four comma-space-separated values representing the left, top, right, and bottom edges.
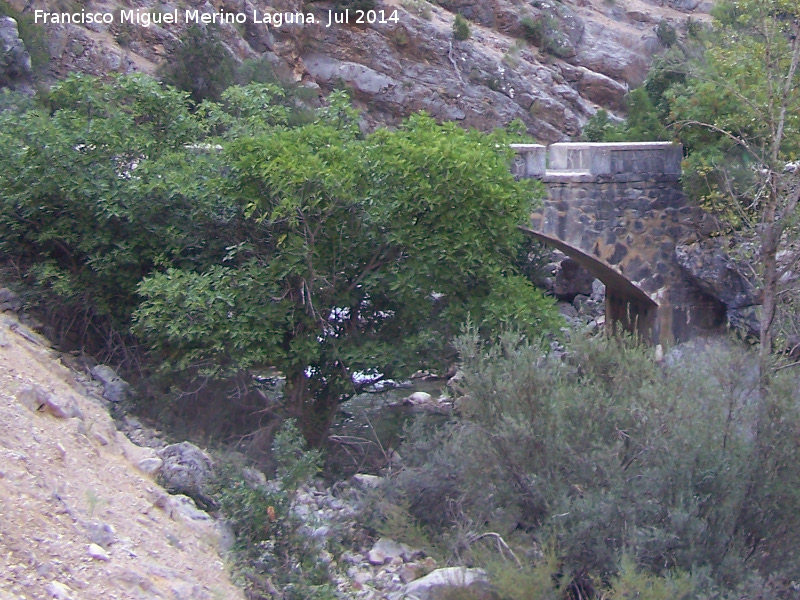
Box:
284, 368, 340, 447
759, 190, 780, 388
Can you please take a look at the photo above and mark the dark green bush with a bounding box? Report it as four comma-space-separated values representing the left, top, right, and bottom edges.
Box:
212, 420, 336, 600
385, 332, 800, 597
453, 14, 471, 41
656, 20, 678, 47
160, 25, 236, 103
520, 16, 545, 46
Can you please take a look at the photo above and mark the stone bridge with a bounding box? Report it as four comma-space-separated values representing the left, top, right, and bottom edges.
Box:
512, 142, 727, 345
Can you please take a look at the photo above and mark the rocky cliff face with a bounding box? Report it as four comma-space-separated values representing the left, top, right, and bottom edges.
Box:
2, 0, 711, 139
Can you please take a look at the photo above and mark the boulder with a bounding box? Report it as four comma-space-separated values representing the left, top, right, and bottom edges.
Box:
573, 21, 652, 85
16, 384, 83, 419
0, 17, 33, 92
551, 257, 594, 300
406, 391, 433, 404
43, 392, 84, 420
561, 64, 628, 111
90, 365, 130, 402
403, 567, 490, 600
157, 441, 216, 509
352, 473, 384, 489
367, 537, 418, 565
0, 288, 22, 312
676, 241, 760, 337
675, 242, 758, 310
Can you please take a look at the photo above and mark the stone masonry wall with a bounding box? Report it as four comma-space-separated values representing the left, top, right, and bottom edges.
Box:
518, 143, 727, 344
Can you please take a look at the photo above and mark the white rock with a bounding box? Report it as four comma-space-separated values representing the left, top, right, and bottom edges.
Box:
352, 474, 383, 489
137, 457, 163, 475
368, 537, 415, 565
88, 521, 117, 548
46, 581, 72, 599
406, 391, 432, 404
167, 495, 210, 521
403, 567, 488, 600
87, 543, 110, 561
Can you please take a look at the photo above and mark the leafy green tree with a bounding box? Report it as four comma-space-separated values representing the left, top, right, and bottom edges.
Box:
581, 88, 667, 142
134, 110, 557, 445
0, 74, 230, 357
665, 0, 800, 372
1, 73, 557, 445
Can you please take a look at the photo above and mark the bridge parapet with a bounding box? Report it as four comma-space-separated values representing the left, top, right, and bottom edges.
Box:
511, 142, 682, 182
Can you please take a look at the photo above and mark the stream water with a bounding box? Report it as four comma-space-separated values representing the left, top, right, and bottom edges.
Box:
325, 378, 449, 477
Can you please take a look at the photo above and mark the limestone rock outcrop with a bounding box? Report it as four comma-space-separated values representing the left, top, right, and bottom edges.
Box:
3, 0, 711, 141
0, 16, 33, 93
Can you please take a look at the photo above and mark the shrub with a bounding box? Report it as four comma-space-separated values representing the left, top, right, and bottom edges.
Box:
212, 420, 336, 600
386, 332, 800, 597
160, 25, 236, 103
520, 16, 545, 46
685, 17, 703, 39
453, 14, 471, 41
656, 20, 677, 47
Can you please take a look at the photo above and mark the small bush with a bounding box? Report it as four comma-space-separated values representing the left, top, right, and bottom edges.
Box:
453, 14, 471, 41
656, 20, 678, 47
212, 420, 336, 600
521, 16, 545, 46
160, 25, 236, 103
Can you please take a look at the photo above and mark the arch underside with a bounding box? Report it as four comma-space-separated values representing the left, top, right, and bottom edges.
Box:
523, 228, 660, 341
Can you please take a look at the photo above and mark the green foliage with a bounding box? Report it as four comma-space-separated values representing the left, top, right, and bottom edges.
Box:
659, 0, 800, 219
135, 112, 557, 444
665, 0, 800, 361
0, 72, 557, 445
523, 9, 573, 59
386, 332, 800, 597
453, 14, 471, 41
685, 17, 704, 40
0, 74, 223, 357
520, 16, 545, 46
581, 109, 616, 142
488, 549, 563, 600
160, 25, 236, 103
212, 420, 335, 600
656, 20, 678, 47
581, 88, 667, 142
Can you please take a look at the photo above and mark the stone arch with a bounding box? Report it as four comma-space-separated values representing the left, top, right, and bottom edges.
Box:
524, 228, 659, 342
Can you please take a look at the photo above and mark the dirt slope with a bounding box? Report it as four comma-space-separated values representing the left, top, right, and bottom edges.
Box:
0, 311, 244, 600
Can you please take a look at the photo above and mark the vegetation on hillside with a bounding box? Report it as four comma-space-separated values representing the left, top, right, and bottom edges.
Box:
0, 73, 557, 446
372, 333, 800, 599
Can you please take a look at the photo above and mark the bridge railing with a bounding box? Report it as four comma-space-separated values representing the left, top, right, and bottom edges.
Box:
511, 142, 682, 181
